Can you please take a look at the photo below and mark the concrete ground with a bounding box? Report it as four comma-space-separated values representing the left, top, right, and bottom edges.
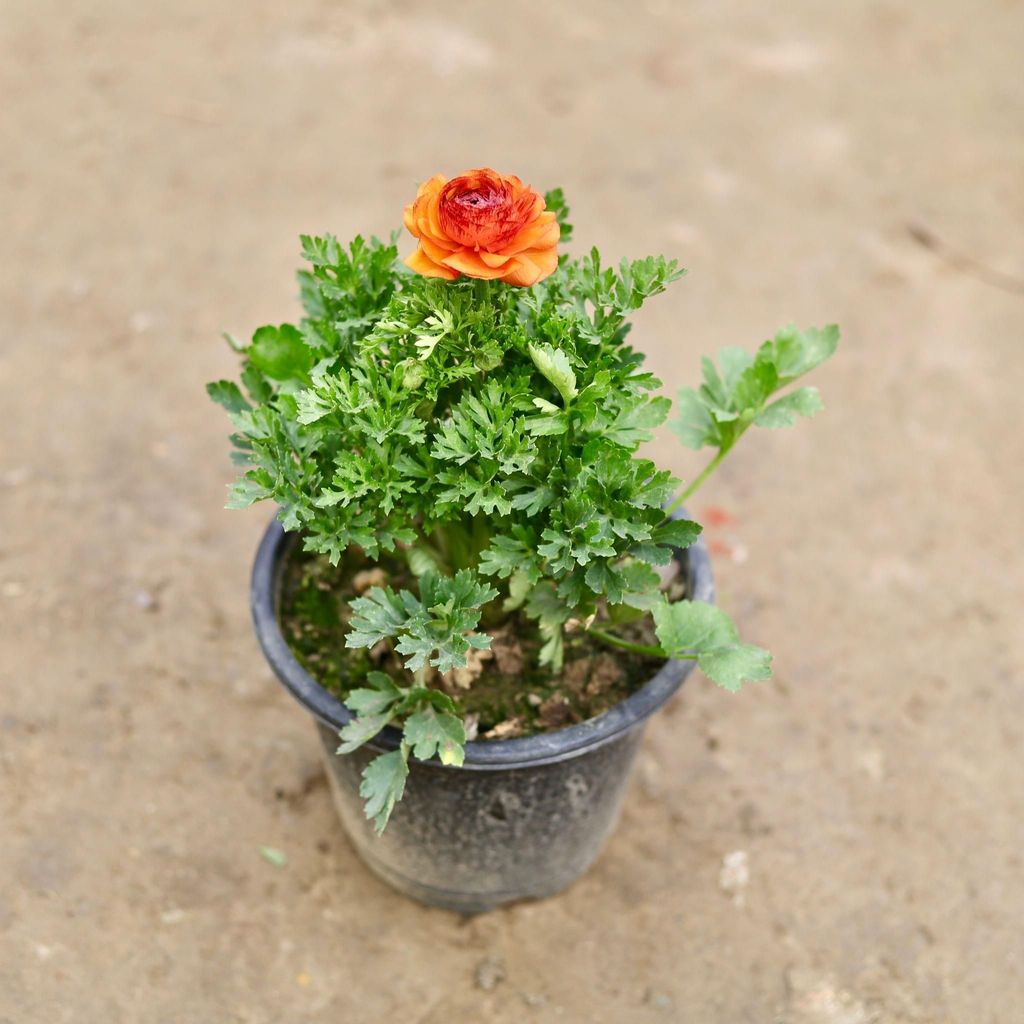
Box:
2, 1, 1022, 1021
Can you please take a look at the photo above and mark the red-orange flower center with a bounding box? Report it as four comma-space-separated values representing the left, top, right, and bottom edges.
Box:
438, 172, 534, 250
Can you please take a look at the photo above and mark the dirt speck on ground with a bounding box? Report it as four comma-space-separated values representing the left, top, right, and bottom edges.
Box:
2, 1, 1023, 1021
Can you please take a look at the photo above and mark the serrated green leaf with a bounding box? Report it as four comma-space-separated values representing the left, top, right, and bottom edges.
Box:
603, 395, 671, 447
343, 671, 403, 717
360, 749, 409, 833
631, 542, 674, 566
395, 686, 459, 715
207, 380, 251, 415
652, 518, 703, 549
760, 324, 839, 382
525, 581, 574, 671
337, 712, 391, 754
731, 359, 778, 415
652, 598, 772, 691
755, 386, 823, 428
652, 599, 738, 656
671, 388, 719, 449
346, 586, 409, 650
717, 347, 754, 392
697, 643, 772, 691
346, 571, 496, 674
610, 559, 662, 610
226, 475, 271, 509
479, 535, 537, 580
525, 412, 569, 436
403, 707, 466, 766
248, 324, 315, 382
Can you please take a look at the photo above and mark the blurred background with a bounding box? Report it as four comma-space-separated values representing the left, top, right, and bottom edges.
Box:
2, 1, 1022, 1020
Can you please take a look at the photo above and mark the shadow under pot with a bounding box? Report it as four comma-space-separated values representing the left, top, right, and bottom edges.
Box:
250, 515, 714, 914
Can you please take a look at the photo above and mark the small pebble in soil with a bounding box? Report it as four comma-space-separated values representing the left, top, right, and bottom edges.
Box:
474, 954, 506, 991
719, 849, 750, 906
644, 988, 675, 1012
129, 310, 155, 333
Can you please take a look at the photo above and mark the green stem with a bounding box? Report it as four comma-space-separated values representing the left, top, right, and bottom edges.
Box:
586, 626, 693, 660
663, 446, 729, 518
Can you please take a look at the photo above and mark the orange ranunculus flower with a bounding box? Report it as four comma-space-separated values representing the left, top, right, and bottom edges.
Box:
403, 169, 560, 287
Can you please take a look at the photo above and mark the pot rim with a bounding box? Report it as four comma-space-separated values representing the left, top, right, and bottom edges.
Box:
250, 513, 714, 771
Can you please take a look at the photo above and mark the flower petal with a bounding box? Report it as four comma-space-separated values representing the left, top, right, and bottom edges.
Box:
416, 174, 447, 199
500, 247, 559, 287
419, 234, 459, 264
504, 212, 560, 256
405, 247, 459, 280
403, 203, 419, 237
441, 248, 510, 279
478, 250, 512, 268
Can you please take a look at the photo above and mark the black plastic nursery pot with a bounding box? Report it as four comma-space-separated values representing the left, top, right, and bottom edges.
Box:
251, 517, 714, 913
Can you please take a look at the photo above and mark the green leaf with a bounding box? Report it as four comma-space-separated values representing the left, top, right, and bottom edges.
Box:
345, 571, 497, 674
731, 359, 778, 416
755, 386, 823, 428
337, 712, 391, 754
248, 324, 315, 382
610, 560, 662, 610
652, 518, 703, 549
206, 380, 251, 415
603, 395, 671, 447
226, 475, 271, 509
653, 599, 738, 655
653, 598, 772, 692
671, 388, 720, 449
240, 364, 272, 404
528, 342, 578, 405
395, 686, 459, 716
359, 749, 409, 834
479, 535, 537, 580
504, 568, 533, 611
698, 643, 772, 692
759, 324, 839, 382
403, 707, 466, 766
343, 671, 403, 717
525, 581, 574, 671
405, 546, 442, 578
716, 347, 754, 391
345, 586, 409, 650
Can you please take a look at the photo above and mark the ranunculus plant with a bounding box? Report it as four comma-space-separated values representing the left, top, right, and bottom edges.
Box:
210, 169, 838, 832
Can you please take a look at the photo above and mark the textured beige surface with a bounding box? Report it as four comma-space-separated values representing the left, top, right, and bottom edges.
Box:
2, 1, 1023, 1021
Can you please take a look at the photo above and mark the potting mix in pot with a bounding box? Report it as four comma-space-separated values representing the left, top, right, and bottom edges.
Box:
210, 168, 837, 904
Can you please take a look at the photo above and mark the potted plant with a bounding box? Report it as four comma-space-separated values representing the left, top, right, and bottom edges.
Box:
210, 168, 838, 912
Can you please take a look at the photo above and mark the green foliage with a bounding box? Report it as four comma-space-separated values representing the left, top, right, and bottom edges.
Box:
671, 325, 837, 453
335, 670, 465, 832
359, 749, 409, 834
211, 187, 837, 830
346, 571, 497, 674
652, 599, 772, 692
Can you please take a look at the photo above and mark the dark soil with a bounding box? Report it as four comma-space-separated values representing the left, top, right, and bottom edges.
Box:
278, 540, 671, 736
